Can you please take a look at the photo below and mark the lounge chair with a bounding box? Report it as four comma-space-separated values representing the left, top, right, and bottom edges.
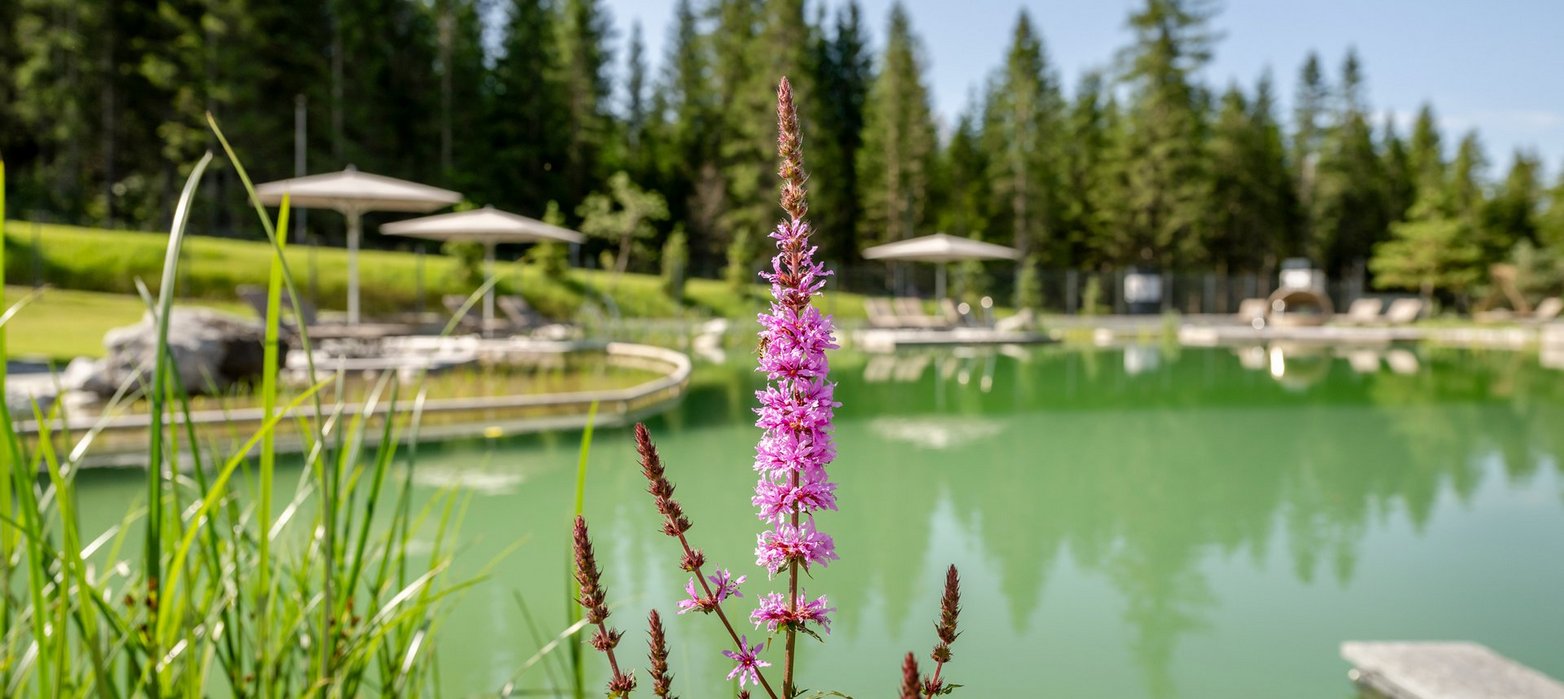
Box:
1382, 298, 1424, 326
940, 298, 979, 327
894, 297, 951, 330
1527, 297, 1563, 324
497, 295, 548, 330
863, 298, 904, 328
995, 309, 1035, 333
1334, 298, 1384, 326
1235, 298, 1269, 328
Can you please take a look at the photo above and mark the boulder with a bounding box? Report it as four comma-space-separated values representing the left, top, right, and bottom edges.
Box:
65, 308, 270, 399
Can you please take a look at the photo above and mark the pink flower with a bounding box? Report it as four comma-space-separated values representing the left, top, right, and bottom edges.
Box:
678, 569, 746, 614
750, 592, 835, 634
755, 521, 838, 575
722, 636, 771, 688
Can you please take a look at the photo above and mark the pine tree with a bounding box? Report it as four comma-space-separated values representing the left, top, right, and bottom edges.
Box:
555, 0, 614, 209
811, 0, 873, 266
1540, 165, 1564, 252
436, 0, 487, 192
1207, 85, 1264, 271
1370, 215, 1482, 304
709, 0, 768, 262
857, 3, 937, 248
343, 0, 442, 177
1381, 115, 1415, 223
1311, 48, 1390, 276
1445, 131, 1487, 220
624, 21, 649, 161
1292, 51, 1329, 260
488, 0, 569, 214
1479, 150, 1541, 261
656, 0, 718, 264
1114, 0, 1217, 267
983, 10, 1064, 264
1407, 103, 1445, 203
938, 107, 992, 241
1059, 72, 1117, 268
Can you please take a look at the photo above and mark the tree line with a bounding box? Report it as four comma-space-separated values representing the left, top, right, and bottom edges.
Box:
3, 0, 1563, 301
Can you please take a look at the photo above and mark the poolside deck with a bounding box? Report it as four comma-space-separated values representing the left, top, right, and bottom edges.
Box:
1342, 642, 1564, 699
852, 327, 1055, 352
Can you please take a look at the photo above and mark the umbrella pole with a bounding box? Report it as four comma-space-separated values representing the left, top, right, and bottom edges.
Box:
483, 242, 496, 335
936, 262, 948, 303
347, 209, 361, 325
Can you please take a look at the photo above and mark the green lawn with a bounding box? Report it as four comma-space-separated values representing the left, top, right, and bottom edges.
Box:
3, 285, 249, 360
2, 221, 871, 359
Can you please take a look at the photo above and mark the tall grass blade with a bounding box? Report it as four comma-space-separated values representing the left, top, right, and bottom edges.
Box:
143, 150, 214, 697
258, 195, 289, 693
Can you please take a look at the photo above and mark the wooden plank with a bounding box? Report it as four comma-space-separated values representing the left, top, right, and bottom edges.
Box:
1342, 642, 1564, 699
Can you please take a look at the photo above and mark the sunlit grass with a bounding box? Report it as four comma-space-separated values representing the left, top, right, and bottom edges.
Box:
0, 128, 548, 696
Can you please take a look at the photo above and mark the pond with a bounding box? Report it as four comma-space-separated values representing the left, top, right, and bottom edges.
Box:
71, 344, 1564, 697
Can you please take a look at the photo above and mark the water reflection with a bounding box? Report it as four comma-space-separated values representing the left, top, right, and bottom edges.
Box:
66, 346, 1564, 697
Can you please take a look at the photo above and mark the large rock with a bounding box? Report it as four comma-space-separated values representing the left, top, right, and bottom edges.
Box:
66, 308, 270, 399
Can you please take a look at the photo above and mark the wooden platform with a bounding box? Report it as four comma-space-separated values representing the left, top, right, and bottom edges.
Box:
852, 327, 1055, 352
1342, 642, 1564, 699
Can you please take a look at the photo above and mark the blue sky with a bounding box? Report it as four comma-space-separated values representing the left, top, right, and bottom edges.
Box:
601, 0, 1564, 180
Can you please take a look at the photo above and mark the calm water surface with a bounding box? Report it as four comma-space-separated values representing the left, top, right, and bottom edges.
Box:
76, 345, 1564, 697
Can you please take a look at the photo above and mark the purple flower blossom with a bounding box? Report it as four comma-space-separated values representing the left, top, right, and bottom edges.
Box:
678, 569, 747, 614
722, 636, 771, 688
750, 592, 835, 634
755, 521, 838, 575
749, 76, 841, 647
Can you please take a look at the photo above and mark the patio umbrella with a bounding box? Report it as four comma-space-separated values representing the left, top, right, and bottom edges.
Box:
862, 233, 1021, 301
255, 166, 461, 324
381, 206, 583, 329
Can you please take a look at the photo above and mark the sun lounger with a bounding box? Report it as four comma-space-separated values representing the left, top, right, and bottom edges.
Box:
497, 295, 547, 330
1528, 297, 1562, 324
863, 298, 904, 328
995, 309, 1035, 333
894, 297, 952, 330
1334, 298, 1384, 326
1382, 298, 1424, 326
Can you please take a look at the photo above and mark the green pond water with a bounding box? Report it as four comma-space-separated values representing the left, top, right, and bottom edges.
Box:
73, 345, 1564, 697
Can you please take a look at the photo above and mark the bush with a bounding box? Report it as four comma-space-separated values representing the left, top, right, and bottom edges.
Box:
661, 227, 689, 300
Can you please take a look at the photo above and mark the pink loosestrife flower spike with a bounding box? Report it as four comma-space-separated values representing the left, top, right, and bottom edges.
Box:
751, 76, 840, 645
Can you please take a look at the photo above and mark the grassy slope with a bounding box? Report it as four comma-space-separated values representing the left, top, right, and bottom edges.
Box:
3, 286, 249, 360
4, 220, 867, 321
3, 221, 870, 359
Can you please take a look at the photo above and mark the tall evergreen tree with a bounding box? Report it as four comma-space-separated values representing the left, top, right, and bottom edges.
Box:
982, 10, 1064, 264
1311, 48, 1390, 276
1059, 72, 1118, 269
938, 104, 992, 241
1291, 52, 1329, 259
707, 0, 766, 263
1480, 151, 1543, 260
811, 0, 873, 266
1381, 115, 1415, 223
1407, 103, 1445, 201
487, 0, 569, 213
435, 0, 486, 191
1113, 0, 1217, 267
555, 0, 614, 209
1539, 164, 1564, 252
1205, 76, 1295, 273
653, 0, 718, 266
1446, 131, 1487, 220
857, 3, 938, 248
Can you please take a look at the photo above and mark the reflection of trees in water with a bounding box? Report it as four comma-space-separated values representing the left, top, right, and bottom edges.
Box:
810, 345, 1564, 696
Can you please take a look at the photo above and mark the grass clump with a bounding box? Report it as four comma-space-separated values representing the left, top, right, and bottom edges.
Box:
0, 132, 479, 697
